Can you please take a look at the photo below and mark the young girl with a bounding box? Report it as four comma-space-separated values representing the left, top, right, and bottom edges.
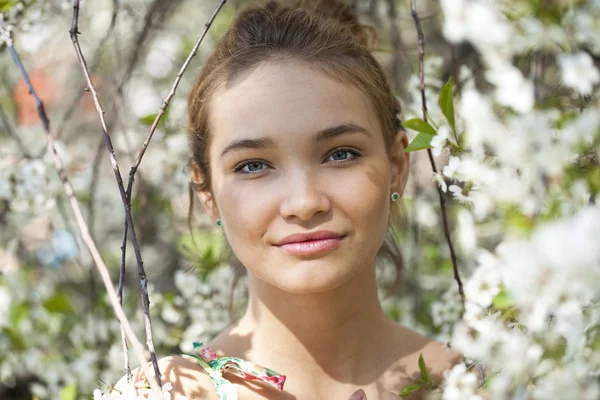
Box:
119, 0, 459, 398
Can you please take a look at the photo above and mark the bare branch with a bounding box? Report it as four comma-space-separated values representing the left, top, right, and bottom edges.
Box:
69, 0, 162, 389
120, 0, 227, 331
68, 0, 228, 388
409, 0, 465, 307
126, 0, 228, 183
0, 23, 156, 393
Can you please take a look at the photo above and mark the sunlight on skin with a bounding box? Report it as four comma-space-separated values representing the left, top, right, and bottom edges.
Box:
186, 60, 457, 399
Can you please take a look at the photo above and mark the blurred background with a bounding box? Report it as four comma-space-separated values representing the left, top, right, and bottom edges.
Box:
0, 0, 576, 398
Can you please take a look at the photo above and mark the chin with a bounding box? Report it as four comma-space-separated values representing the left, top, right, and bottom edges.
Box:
256, 256, 367, 294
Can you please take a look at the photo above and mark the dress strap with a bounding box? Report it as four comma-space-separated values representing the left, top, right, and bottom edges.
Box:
180, 342, 286, 400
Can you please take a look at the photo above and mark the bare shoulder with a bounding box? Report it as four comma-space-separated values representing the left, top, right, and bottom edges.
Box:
390, 323, 461, 384
113, 356, 218, 400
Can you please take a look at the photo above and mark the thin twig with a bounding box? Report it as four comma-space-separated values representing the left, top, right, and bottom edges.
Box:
109, 0, 133, 382
118, 211, 132, 382
409, 0, 465, 307
69, 0, 162, 388
120, 0, 227, 335
125, 0, 227, 187
0, 24, 158, 394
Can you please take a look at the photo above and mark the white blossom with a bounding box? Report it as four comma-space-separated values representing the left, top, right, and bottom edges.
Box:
90, 10, 113, 40
431, 126, 450, 157
433, 172, 447, 193
94, 388, 118, 400
456, 209, 477, 255
415, 202, 438, 228
558, 52, 600, 95
442, 156, 460, 180
442, 363, 482, 400
128, 80, 161, 118
485, 62, 535, 113
439, 0, 466, 43
145, 35, 178, 79
448, 185, 470, 203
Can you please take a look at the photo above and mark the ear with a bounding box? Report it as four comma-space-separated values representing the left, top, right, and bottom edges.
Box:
191, 162, 220, 223
390, 130, 410, 197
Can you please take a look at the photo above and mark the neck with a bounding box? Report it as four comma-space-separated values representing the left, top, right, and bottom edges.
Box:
236, 264, 393, 381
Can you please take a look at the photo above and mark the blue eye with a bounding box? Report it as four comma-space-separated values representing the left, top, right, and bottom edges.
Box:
328, 148, 359, 162
234, 160, 269, 174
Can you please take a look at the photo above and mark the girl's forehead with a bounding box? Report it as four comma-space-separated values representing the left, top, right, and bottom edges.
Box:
209, 61, 379, 143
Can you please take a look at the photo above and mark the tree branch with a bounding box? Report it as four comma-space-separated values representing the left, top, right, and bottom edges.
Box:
0, 23, 158, 395
69, 0, 162, 388
70, 0, 227, 387
409, 0, 465, 307
125, 0, 227, 185
119, 0, 227, 352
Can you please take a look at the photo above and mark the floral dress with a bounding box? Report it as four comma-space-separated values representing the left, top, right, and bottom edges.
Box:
181, 342, 287, 400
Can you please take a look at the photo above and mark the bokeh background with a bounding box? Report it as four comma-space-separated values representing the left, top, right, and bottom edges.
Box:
1, 0, 599, 399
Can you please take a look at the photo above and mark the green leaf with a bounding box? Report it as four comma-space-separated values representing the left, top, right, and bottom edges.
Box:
403, 118, 436, 136
43, 292, 74, 314
0, 1, 18, 12
418, 353, 430, 384
139, 113, 158, 126
10, 303, 29, 327
590, 327, 600, 351
492, 289, 512, 310
59, 384, 77, 400
438, 77, 456, 132
138, 106, 170, 128
405, 132, 434, 152
399, 383, 422, 397
176, 230, 227, 278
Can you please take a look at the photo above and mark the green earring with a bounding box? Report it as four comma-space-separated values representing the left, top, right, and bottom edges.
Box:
391, 192, 400, 202
216, 218, 223, 227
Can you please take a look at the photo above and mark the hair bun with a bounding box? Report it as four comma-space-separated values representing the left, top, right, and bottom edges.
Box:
284, 0, 376, 48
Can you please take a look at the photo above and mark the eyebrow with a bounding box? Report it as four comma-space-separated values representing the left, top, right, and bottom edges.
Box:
219, 123, 371, 158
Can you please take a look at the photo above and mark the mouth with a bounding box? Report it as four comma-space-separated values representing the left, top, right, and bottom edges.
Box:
274, 231, 346, 256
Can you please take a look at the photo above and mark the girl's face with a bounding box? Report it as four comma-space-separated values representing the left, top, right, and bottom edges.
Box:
196, 61, 408, 294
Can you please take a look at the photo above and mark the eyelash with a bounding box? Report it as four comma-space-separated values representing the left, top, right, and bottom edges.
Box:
232, 147, 362, 175
233, 160, 270, 174
327, 147, 361, 163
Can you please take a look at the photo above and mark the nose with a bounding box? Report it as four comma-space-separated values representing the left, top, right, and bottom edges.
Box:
279, 169, 331, 222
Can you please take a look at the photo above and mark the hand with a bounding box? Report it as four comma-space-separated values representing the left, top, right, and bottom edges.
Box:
349, 388, 398, 399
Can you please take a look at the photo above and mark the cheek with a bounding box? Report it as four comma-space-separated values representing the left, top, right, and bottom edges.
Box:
334, 159, 391, 230
213, 177, 274, 247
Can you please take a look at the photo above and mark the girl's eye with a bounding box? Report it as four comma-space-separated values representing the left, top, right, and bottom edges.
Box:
328, 148, 360, 162
234, 160, 269, 174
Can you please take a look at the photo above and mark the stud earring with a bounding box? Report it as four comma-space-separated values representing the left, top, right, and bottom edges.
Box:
216, 218, 223, 227
391, 192, 400, 202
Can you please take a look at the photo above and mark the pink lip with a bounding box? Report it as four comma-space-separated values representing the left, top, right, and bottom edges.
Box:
274, 231, 345, 256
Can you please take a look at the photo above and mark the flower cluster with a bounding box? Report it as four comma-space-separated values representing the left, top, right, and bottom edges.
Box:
423, 1, 600, 399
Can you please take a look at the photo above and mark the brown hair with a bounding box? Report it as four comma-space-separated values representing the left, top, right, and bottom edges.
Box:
187, 0, 405, 302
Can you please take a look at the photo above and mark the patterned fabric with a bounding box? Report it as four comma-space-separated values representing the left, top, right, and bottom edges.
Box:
181, 342, 287, 400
